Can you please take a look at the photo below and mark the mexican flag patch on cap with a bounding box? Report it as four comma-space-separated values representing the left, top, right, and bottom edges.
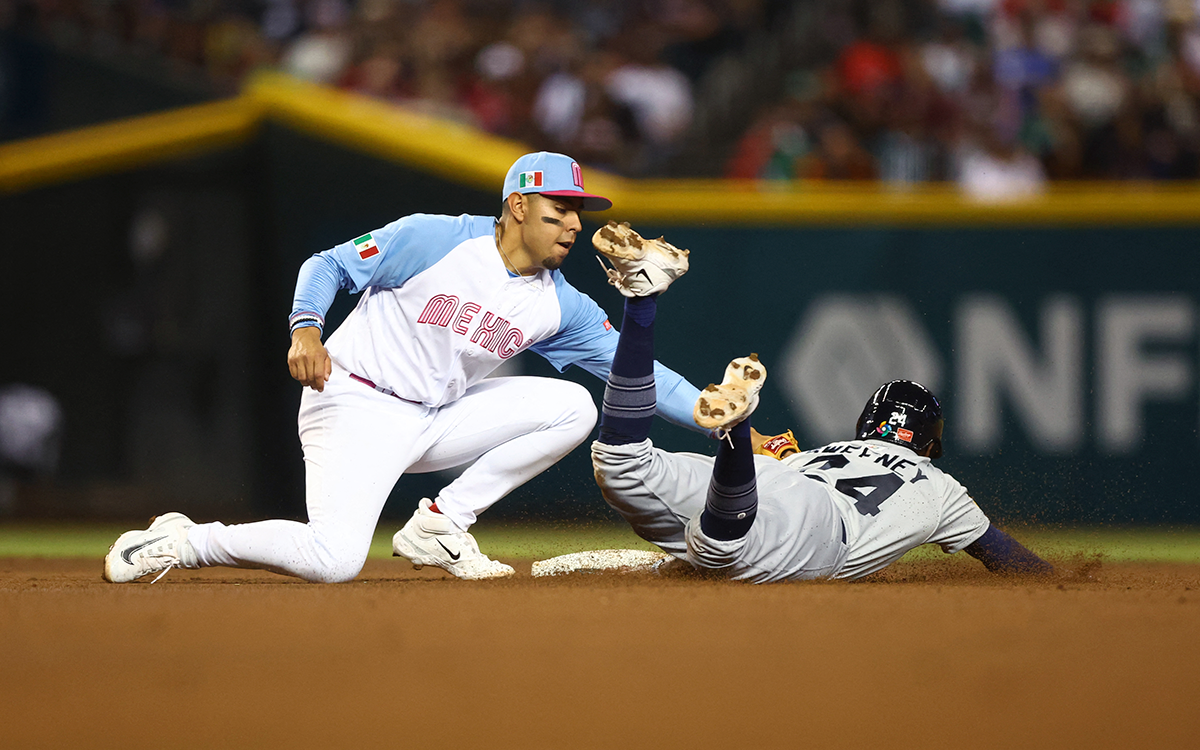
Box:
519, 171, 543, 189
353, 233, 379, 260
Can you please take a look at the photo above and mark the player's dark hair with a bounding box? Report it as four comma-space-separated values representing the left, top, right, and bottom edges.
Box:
854, 380, 944, 459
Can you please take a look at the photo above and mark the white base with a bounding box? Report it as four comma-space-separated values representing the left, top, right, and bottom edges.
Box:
531, 549, 672, 577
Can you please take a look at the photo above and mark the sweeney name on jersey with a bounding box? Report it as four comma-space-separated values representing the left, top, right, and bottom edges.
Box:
788, 440, 927, 517
783, 439, 990, 579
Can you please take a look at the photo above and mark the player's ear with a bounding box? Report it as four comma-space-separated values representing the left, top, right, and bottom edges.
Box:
506, 193, 527, 223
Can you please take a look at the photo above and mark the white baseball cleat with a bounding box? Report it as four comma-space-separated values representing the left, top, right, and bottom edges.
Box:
392, 498, 515, 580
103, 512, 199, 583
693, 353, 767, 435
592, 220, 689, 297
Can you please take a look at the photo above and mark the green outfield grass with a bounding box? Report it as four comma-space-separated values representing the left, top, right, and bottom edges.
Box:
0, 523, 1198, 563
0, 522, 662, 560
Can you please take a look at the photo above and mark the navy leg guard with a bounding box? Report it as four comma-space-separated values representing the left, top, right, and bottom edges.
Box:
598, 296, 657, 445
700, 418, 758, 540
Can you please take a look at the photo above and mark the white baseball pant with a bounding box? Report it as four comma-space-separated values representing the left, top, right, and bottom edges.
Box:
186, 365, 597, 582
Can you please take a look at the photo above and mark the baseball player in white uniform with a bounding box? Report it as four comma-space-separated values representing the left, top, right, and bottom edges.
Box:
589, 232, 1054, 583
103, 152, 701, 584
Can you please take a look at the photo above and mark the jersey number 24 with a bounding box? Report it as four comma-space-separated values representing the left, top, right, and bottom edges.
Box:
801, 454, 903, 516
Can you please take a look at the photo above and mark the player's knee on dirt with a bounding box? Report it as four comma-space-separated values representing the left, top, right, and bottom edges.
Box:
303, 537, 370, 584
306, 556, 367, 584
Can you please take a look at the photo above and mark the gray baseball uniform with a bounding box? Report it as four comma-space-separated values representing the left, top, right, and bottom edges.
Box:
591, 436, 990, 583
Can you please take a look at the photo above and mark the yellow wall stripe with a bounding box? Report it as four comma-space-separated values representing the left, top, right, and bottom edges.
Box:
242, 73, 529, 194
606, 179, 1200, 225
3, 71, 1200, 226
0, 98, 262, 194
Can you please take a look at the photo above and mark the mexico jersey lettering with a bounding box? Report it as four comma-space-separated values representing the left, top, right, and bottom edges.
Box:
325, 234, 563, 406
781, 439, 990, 580
415, 296, 524, 357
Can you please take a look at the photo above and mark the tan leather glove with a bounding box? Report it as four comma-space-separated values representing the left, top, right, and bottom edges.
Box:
754, 429, 800, 460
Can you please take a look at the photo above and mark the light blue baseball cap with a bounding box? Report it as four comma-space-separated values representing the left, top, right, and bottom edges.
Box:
502, 151, 612, 212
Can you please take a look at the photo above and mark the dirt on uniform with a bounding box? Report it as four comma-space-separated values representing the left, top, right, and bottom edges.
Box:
1, 557, 1197, 749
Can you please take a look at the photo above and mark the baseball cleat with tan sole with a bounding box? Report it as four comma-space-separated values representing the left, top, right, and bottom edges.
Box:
693, 353, 767, 434
592, 220, 689, 297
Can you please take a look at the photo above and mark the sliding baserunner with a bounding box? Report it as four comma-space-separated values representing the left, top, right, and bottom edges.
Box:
588, 227, 1055, 583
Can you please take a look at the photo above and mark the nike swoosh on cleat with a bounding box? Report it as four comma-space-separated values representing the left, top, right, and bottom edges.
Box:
435, 539, 461, 561
121, 535, 168, 564
633, 269, 652, 282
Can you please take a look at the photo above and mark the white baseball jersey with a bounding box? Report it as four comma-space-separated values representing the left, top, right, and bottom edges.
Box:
290, 213, 700, 429
591, 434, 991, 584
780, 439, 989, 579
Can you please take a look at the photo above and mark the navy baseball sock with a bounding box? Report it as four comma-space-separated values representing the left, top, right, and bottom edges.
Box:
700, 418, 758, 540
598, 296, 657, 445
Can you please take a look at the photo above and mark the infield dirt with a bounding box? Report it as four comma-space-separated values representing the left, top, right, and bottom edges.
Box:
1, 557, 1197, 749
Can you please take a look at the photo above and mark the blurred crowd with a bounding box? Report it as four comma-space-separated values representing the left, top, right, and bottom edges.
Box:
0, 0, 777, 175
4, 0, 1200, 188
728, 0, 1200, 196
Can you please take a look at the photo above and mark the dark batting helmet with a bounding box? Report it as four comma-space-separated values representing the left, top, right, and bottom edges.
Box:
854, 380, 944, 459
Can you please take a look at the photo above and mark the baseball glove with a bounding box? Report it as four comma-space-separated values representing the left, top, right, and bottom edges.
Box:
755, 429, 800, 460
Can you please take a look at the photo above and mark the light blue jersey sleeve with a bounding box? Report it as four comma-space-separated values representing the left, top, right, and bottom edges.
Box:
530, 273, 705, 434
289, 214, 494, 329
